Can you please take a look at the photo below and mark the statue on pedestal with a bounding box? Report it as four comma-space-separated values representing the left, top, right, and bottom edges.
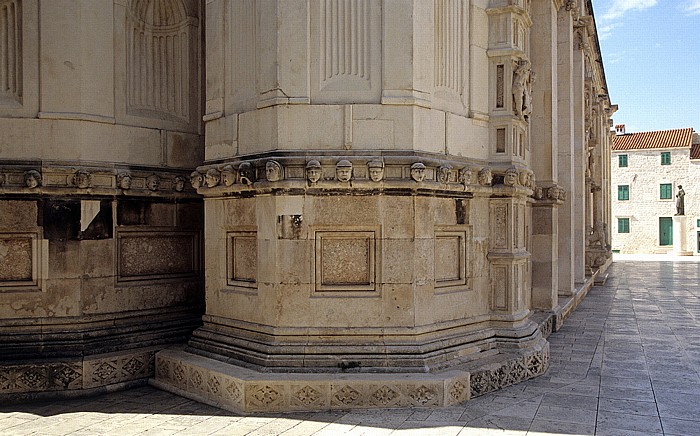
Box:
676, 185, 685, 215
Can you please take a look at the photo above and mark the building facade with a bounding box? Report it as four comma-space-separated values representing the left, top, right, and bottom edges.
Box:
0, 0, 615, 411
611, 126, 700, 254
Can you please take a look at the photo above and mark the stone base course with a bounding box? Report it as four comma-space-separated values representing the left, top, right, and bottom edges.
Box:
0, 346, 158, 401
152, 340, 549, 413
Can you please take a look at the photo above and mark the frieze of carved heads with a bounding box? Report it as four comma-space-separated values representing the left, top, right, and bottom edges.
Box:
437, 164, 452, 184
503, 167, 519, 187
146, 174, 160, 191
266, 160, 283, 182
72, 170, 92, 189
335, 160, 353, 182
459, 167, 475, 186
238, 162, 256, 185
410, 162, 426, 182
205, 168, 221, 188
306, 160, 322, 185
24, 170, 42, 188
221, 165, 236, 187
478, 167, 493, 186
118, 172, 132, 190
190, 170, 204, 189
174, 176, 186, 192
367, 160, 384, 182
532, 184, 566, 201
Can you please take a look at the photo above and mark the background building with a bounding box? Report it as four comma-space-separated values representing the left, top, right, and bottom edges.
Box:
611, 126, 700, 253
1, 0, 615, 410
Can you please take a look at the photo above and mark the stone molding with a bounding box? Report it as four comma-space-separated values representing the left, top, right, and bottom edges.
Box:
0, 346, 159, 398
153, 340, 548, 413
0, 161, 197, 197
192, 156, 538, 199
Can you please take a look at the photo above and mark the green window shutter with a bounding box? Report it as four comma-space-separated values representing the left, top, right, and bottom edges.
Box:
618, 154, 628, 167
618, 218, 630, 233
618, 185, 629, 200
660, 183, 672, 199
661, 152, 671, 165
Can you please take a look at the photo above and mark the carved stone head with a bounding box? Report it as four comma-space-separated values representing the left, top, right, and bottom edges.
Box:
477, 167, 492, 186
266, 160, 283, 182
306, 160, 322, 184
438, 164, 452, 184
205, 168, 221, 188
367, 160, 384, 182
518, 170, 529, 187
410, 162, 426, 182
504, 167, 518, 187
24, 170, 42, 188
459, 167, 474, 185
335, 160, 353, 182
146, 174, 160, 191
73, 170, 91, 189
117, 172, 132, 190
238, 162, 255, 185
190, 170, 203, 189
220, 165, 236, 187
174, 176, 186, 192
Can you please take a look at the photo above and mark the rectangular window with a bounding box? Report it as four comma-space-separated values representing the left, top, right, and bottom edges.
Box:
697, 219, 700, 228
618, 154, 628, 167
660, 183, 673, 199
659, 217, 673, 246
618, 185, 629, 201
618, 218, 630, 233
661, 152, 671, 165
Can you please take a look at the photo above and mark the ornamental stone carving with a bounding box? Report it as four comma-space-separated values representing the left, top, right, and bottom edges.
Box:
265, 160, 283, 182
367, 160, 384, 182
146, 174, 160, 191
512, 59, 535, 121
221, 165, 236, 187
477, 167, 492, 186
306, 160, 322, 184
174, 176, 186, 192
335, 160, 353, 182
24, 170, 41, 188
586, 221, 609, 249
410, 162, 426, 182
190, 170, 203, 189
72, 170, 92, 189
459, 167, 474, 186
117, 172, 132, 189
503, 167, 518, 187
205, 168, 221, 188
437, 164, 452, 184
238, 162, 255, 185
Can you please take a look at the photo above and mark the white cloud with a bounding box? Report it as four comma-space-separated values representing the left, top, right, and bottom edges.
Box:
602, 0, 657, 20
684, 0, 700, 15
598, 22, 623, 40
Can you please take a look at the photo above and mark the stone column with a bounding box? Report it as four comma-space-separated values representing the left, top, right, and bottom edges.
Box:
556, 5, 574, 296
529, 0, 559, 310
572, 27, 587, 284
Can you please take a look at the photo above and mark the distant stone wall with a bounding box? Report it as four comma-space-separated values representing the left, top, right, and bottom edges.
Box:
611, 148, 700, 253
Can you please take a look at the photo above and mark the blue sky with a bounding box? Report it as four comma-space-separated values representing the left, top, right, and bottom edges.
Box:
591, 0, 700, 133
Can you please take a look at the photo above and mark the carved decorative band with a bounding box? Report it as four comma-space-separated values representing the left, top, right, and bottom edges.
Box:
0, 162, 196, 197
194, 157, 538, 198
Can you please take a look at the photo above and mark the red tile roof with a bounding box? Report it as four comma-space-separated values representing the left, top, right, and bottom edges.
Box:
691, 143, 700, 160
612, 128, 693, 151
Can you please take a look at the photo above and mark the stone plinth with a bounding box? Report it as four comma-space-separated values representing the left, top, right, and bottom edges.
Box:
673, 215, 694, 256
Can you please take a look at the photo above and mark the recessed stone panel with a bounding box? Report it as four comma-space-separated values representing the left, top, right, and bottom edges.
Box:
314, 230, 376, 293
434, 230, 468, 289
0, 236, 32, 281
117, 229, 200, 281
226, 231, 257, 290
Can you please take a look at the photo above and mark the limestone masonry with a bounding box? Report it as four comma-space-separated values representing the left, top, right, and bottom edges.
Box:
0, 0, 614, 412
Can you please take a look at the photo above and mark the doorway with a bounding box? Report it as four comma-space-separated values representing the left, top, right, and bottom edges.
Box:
659, 217, 673, 247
